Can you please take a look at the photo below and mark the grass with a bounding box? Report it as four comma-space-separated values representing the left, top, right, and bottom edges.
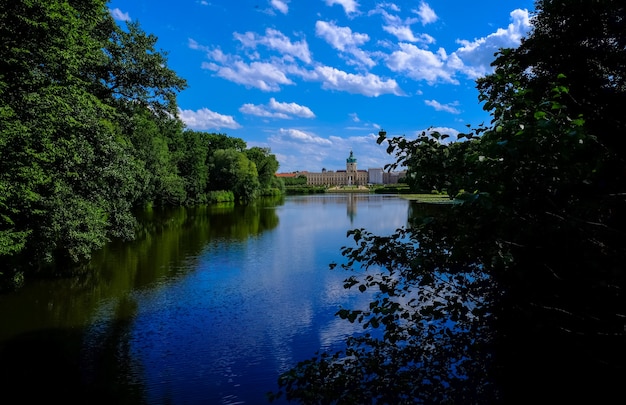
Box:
398, 193, 454, 203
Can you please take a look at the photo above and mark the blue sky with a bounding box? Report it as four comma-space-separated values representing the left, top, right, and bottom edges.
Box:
108, 0, 535, 173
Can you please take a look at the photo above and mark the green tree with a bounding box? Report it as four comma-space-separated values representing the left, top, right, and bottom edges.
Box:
96, 18, 187, 118
245, 147, 280, 190
491, 0, 626, 159
206, 133, 247, 154
0, 0, 139, 268
209, 149, 260, 202
178, 129, 212, 204
0, 0, 188, 282
271, 1, 626, 403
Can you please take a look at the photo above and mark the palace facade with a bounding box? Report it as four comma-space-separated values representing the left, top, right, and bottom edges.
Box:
277, 150, 405, 186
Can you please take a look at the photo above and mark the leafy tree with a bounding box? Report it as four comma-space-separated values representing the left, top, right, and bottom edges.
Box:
0, 0, 188, 281
206, 133, 247, 154
490, 0, 626, 159
0, 0, 136, 267
245, 147, 280, 190
209, 149, 260, 202
96, 18, 187, 118
282, 176, 308, 186
178, 129, 212, 204
271, 1, 626, 403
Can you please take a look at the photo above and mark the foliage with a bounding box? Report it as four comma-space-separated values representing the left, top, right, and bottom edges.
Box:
282, 176, 308, 186
0, 0, 278, 282
208, 149, 260, 202
271, 1, 626, 403
284, 186, 327, 195
208, 190, 235, 204
245, 146, 280, 191
97, 18, 188, 118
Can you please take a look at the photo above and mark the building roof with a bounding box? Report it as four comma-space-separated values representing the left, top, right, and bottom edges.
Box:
346, 150, 357, 163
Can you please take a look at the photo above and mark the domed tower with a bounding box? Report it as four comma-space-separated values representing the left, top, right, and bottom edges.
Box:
346, 150, 357, 173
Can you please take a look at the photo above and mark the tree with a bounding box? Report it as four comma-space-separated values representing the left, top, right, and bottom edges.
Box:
479, 0, 626, 158
245, 147, 280, 190
271, 1, 626, 403
96, 18, 187, 118
0, 0, 140, 268
178, 129, 212, 204
209, 149, 260, 202
0, 0, 188, 282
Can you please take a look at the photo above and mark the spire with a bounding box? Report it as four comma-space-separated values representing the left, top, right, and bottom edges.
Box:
346, 150, 357, 163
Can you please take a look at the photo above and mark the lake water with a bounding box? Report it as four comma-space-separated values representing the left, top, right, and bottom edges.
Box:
0, 194, 413, 404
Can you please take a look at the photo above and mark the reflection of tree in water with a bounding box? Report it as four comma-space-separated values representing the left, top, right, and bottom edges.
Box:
0, 198, 284, 404
0, 295, 145, 404
209, 199, 280, 240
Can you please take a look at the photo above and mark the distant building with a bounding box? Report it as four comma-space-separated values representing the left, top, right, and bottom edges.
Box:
368, 168, 384, 184
303, 151, 368, 186
277, 151, 405, 186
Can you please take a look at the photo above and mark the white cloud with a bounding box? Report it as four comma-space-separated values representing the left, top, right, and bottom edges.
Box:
240, 98, 315, 119
313, 66, 404, 97
273, 128, 333, 145
349, 113, 360, 122
424, 99, 461, 114
452, 8, 532, 79
414, 1, 438, 25
315, 21, 375, 67
315, 21, 369, 51
376, 9, 423, 43
178, 108, 241, 130
234, 28, 311, 63
325, 0, 359, 15
270, 0, 289, 14
109, 8, 130, 22
386, 43, 457, 84
202, 57, 294, 92
383, 25, 433, 43
188, 38, 209, 52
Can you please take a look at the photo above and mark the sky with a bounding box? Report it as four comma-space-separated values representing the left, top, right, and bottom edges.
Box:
107, 0, 535, 173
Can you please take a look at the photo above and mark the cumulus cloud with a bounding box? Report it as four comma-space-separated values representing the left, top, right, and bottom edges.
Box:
325, 0, 359, 15
234, 28, 311, 63
178, 108, 241, 130
315, 21, 375, 67
452, 8, 532, 78
109, 8, 130, 22
375, 8, 433, 44
315, 21, 369, 51
383, 25, 434, 44
240, 98, 315, 119
425, 99, 461, 114
414, 1, 438, 25
313, 65, 404, 96
202, 57, 294, 92
273, 128, 333, 145
386, 43, 457, 84
270, 0, 289, 14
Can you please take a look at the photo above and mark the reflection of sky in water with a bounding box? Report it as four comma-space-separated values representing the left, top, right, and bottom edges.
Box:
125, 195, 410, 404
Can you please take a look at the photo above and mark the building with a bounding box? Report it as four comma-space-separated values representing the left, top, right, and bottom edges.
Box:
303, 151, 369, 186
278, 151, 405, 187
368, 168, 384, 184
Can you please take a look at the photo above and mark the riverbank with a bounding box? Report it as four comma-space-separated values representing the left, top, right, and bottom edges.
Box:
398, 194, 454, 203
326, 185, 370, 192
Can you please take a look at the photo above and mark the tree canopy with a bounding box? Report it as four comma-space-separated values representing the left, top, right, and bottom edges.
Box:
0, 0, 281, 287
271, 1, 626, 403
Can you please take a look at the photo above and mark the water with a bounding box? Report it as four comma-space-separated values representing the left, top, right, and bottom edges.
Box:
0, 194, 411, 404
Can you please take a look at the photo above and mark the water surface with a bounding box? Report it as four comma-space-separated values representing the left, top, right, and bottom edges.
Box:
0, 194, 411, 404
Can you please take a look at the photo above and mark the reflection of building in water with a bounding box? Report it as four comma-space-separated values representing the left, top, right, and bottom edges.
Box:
346, 193, 356, 222
277, 150, 405, 186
